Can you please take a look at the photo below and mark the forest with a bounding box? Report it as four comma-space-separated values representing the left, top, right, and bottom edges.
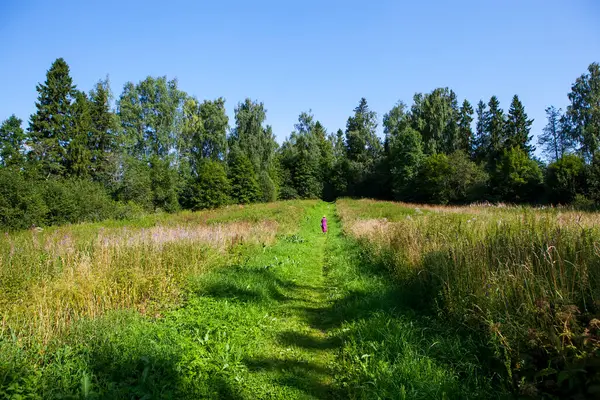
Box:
0, 58, 599, 230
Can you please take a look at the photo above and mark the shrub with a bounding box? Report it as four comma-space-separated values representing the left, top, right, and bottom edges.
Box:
545, 154, 586, 204
0, 168, 47, 230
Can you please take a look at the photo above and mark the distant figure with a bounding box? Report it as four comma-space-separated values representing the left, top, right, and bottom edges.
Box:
321, 216, 327, 233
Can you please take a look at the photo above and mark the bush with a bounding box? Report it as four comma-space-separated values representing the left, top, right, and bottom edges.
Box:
416, 151, 488, 204
0, 168, 47, 230
0, 169, 141, 230
42, 179, 120, 225
545, 154, 586, 204
493, 147, 543, 203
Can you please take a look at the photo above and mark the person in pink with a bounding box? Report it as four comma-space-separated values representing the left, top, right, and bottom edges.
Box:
321, 216, 327, 233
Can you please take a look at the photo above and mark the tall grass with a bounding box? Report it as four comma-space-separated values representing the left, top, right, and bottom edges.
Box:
337, 199, 600, 397
0, 201, 310, 344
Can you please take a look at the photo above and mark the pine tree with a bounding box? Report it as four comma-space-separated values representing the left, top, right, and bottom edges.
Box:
66, 91, 93, 177
486, 96, 505, 165
344, 98, 381, 196
505, 95, 534, 155
473, 100, 489, 162
0, 115, 25, 168
28, 58, 77, 177
458, 99, 474, 155
345, 98, 381, 162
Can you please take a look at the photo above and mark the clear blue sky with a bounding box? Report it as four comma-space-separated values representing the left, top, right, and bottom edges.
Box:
1, 0, 599, 155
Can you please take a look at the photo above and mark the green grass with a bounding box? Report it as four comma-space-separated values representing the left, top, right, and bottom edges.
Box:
1, 200, 511, 398
337, 198, 600, 398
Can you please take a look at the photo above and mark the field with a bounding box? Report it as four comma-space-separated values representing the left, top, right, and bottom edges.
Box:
1, 199, 598, 398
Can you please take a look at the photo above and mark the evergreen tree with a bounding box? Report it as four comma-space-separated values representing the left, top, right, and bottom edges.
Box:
345, 98, 381, 163
457, 99, 474, 155
28, 58, 77, 177
344, 98, 381, 196
485, 96, 505, 166
505, 95, 534, 155
66, 90, 93, 178
328, 129, 348, 198
473, 100, 489, 162
0, 115, 25, 168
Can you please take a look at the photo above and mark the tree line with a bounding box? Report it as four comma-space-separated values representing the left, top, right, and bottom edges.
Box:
0, 58, 599, 229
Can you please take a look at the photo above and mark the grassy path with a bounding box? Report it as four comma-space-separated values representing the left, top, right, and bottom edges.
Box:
165, 200, 340, 399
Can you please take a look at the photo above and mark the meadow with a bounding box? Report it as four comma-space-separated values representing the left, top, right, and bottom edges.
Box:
1, 199, 597, 398
337, 199, 600, 398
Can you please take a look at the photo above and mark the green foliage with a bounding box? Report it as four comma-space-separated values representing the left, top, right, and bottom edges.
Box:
344, 98, 382, 197
493, 147, 543, 202
228, 149, 260, 204
0, 169, 47, 229
388, 127, 423, 201
117, 156, 153, 210
118, 76, 185, 159
473, 100, 489, 162
87, 79, 122, 187
539, 106, 574, 162
27, 57, 77, 177
191, 161, 230, 210
182, 97, 229, 175
566, 62, 600, 158
0, 115, 25, 168
278, 112, 326, 199
66, 90, 93, 178
0, 171, 132, 230
410, 88, 460, 154
42, 179, 119, 225
458, 99, 474, 155
150, 156, 180, 212
545, 154, 587, 204
485, 95, 506, 166
505, 95, 534, 155
417, 151, 488, 204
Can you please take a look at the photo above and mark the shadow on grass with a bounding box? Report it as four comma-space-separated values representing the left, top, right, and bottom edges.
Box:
244, 357, 340, 399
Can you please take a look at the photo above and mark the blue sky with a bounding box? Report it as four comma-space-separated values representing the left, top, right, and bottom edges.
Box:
1, 0, 599, 155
